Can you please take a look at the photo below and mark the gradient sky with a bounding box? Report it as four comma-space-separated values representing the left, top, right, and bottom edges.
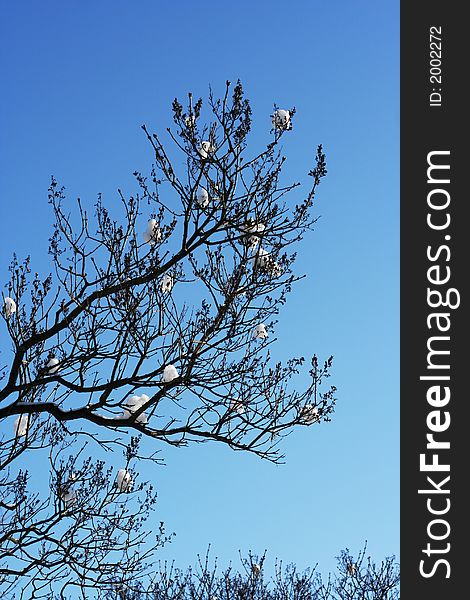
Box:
0, 0, 399, 581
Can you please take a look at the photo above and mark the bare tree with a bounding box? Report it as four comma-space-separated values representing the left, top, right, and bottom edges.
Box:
102, 545, 400, 600
0, 81, 335, 597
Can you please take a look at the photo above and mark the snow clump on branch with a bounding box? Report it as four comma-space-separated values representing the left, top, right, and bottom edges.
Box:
253, 323, 268, 340
300, 404, 320, 425
162, 364, 179, 383
116, 469, 133, 493
272, 108, 291, 131
3, 296, 16, 318
14, 414, 29, 437
159, 274, 174, 293
143, 219, 162, 244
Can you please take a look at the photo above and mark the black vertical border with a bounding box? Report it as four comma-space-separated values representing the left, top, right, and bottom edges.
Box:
401, 2, 467, 598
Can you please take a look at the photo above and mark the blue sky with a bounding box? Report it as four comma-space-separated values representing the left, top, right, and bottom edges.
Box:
0, 0, 399, 580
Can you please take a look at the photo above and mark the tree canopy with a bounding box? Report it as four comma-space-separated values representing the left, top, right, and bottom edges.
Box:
104, 546, 400, 600
0, 81, 339, 597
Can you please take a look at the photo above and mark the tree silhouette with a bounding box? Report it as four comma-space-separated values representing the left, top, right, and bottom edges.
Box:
103, 545, 400, 600
0, 81, 336, 597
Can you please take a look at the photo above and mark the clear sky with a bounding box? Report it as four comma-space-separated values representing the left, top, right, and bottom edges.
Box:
0, 0, 399, 580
